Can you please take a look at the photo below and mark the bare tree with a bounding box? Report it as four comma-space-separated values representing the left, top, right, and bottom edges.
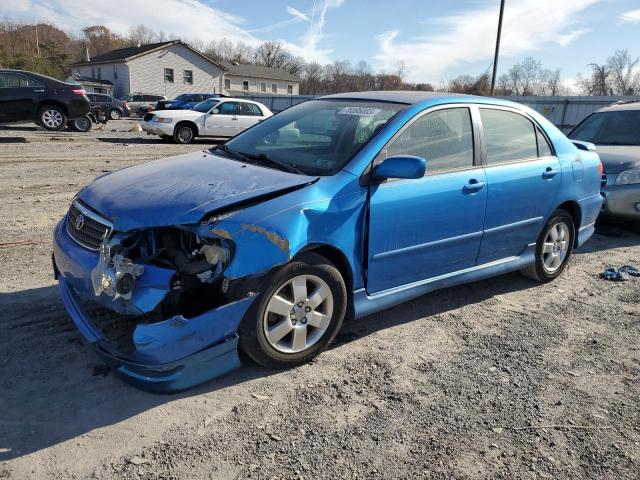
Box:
607, 49, 639, 95
126, 24, 158, 47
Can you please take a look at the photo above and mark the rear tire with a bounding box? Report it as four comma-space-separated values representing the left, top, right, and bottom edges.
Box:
38, 106, 67, 131
238, 252, 347, 369
173, 123, 196, 144
521, 209, 575, 283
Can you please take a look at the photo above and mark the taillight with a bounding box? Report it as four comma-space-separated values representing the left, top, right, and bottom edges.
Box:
124, 101, 129, 109
71, 88, 86, 96
598, 162, 604, 176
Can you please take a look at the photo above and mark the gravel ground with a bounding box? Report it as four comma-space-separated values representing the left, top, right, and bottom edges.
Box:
0, 120, 639, 480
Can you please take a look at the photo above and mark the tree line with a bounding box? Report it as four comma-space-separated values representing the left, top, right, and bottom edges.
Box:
1, 19, 638, 96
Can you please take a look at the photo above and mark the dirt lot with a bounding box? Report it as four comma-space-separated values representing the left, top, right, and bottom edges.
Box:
1, 120, 639, 480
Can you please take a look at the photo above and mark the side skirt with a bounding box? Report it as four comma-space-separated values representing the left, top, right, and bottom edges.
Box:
353, 245, 536, 319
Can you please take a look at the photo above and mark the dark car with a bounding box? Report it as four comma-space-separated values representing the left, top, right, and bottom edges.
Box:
155, 93, 220, 111
569, 102, 640, 220
0, 69, 90, 130
87, 93, 131, 120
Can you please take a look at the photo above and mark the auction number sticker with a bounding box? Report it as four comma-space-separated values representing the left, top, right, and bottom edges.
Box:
337, 107, 381, 117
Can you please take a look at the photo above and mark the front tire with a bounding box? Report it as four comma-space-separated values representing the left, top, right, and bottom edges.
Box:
521, 209, 575, 282
109, 109, 122, 120
38, 106, 67, 131
173, 123, 196, 144
238, 252, 347, 368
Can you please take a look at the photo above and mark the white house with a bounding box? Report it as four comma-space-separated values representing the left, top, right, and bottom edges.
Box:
69, 40, 300, 99
220, 61, 300, 96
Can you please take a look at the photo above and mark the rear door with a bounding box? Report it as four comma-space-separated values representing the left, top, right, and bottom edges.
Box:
477, 107, 561, 263
366, 106, 488, 293
205, 101, 239, 137
238, 102, 263, 131
0, 72, 44, 121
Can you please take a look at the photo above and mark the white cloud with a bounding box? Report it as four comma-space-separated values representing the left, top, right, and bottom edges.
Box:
620, 8, 640, 23
375, 0, 600, 82
555, 28, 590, 47
5, 0, 344, 64
286, 6, 310, 22
282, 0, 345, 64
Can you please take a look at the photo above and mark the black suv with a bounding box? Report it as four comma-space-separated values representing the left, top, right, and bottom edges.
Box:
0, 69, 91, 130
87, 93, 131, 120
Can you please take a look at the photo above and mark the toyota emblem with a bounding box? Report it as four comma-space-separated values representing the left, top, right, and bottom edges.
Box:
75, 214, 85, 230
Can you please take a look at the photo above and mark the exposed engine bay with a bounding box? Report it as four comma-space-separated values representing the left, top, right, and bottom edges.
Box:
90, 227, 235, 320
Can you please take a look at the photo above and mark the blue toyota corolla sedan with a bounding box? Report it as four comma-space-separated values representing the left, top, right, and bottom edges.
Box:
52, 92, 603, 392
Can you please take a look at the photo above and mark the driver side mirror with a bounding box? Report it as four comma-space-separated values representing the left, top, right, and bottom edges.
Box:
373, 155, 426, 181
210, 108, 220, 115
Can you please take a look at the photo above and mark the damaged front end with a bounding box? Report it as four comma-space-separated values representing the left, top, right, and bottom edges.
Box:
53, 202, 258, 392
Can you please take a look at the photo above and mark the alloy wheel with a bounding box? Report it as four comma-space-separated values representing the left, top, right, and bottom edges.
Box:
110, 109, 121, 120
177, 126, 193, 143
42, 109, 63, 129
542, 221, 570, 273
262, 274, 334, 354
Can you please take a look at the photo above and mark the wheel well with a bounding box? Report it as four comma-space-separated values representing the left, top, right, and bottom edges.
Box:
37, 100, 68, 116
174, 121, 197, 135
556, 201, 582, 245
297, 244, 355, 321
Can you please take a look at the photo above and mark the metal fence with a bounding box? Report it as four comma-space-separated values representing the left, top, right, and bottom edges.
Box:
243, 94, 640, 133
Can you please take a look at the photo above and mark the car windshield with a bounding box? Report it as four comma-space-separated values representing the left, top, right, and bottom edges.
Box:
571, 110, 640, 146
219, 99, 404, 175
192, 98, 220, 113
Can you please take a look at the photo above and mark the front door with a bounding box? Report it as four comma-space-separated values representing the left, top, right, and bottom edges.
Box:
476, 107, 562, 263
367, 107, 487, 293
205, 101, 239, 137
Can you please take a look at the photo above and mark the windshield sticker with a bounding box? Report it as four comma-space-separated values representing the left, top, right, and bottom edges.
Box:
337, 107, 382, 117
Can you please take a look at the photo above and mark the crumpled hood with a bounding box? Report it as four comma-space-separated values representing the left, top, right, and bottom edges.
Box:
77, 150, 316, 231
595, 145, 640, 174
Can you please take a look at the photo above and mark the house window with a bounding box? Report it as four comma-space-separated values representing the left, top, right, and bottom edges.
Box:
272, 83, 277, 93
224, 78, 231, 90
242, 80, 249, 91
164, 68, 174, 83
113, 66, 118, 80
97, 67, 101, 80
260, 82, 266, 92
183, 70, 193, 84
287, 84, 293, 94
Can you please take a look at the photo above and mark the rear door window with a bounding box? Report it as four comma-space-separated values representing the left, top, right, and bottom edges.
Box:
239, 103, 262, 116
480, 108, 538, 164
0, 73, 41, 87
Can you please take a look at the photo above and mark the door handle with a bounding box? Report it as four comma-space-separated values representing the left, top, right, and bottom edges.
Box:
462, 179, 486, 193
542, 167, 560, 179
33, 89, 45, 93
231, 117, 238, 120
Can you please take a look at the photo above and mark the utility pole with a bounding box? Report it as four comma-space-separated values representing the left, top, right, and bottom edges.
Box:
35, 24, 40, 59
490, 0, 505, 95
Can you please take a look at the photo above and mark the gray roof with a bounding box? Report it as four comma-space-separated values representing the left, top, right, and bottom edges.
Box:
70, 40, 225, 69
320, 91, 474, 104
220, 62, 299, 82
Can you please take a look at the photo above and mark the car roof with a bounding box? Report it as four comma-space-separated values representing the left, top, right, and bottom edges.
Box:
320, 91, 475, 105
596, 101, 640, 112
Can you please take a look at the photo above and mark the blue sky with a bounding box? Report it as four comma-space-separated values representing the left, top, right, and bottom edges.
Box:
4, 0, 640, 83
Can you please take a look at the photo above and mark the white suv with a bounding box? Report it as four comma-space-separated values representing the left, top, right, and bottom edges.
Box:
141, 98, 273, 144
